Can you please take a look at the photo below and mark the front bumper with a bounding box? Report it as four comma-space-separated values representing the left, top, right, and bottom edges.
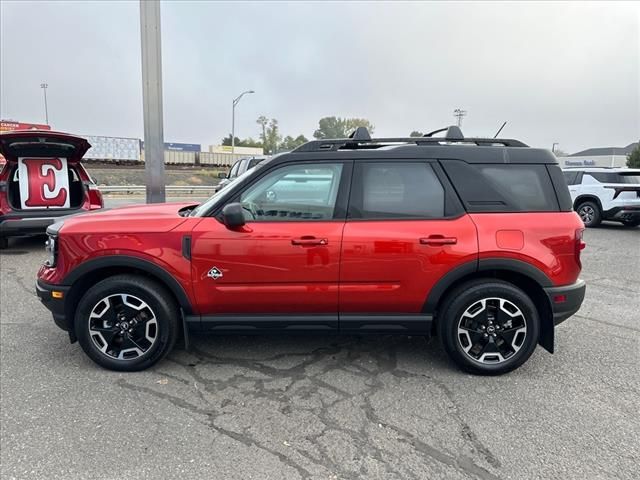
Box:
36, 279, 71, 332
544, 279, 586, 326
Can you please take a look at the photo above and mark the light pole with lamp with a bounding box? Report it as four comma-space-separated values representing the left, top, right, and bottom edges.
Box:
231, 90, 254, 154
40, 83, 49, 125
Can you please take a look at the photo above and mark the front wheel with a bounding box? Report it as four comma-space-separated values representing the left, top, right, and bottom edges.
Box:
75, 275, 179, 371
437, 280, 540, 375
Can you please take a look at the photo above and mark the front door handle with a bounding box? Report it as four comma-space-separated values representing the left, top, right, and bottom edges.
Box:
291, 236, 328, 246
420, 235, 457, 246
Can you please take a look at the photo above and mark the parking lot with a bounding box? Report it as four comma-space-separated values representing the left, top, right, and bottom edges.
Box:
1, 202, 639, 480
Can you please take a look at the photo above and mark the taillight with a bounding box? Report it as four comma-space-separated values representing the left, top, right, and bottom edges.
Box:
575, 228, 586, 268
88, 185, 103, 210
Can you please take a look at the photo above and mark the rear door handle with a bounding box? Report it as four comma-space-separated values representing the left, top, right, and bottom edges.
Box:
291, 236, 328, 246
420, 235, 457, 246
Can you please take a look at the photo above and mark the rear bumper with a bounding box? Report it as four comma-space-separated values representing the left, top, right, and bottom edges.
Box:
36, 279, 71, 332
544, 279, 586, 326
0, 217, 57, 236
604, 205, 640, 221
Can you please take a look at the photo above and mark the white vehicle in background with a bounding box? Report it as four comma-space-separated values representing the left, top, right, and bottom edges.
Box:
562, 167, 640, 227
215, 156, 269, 193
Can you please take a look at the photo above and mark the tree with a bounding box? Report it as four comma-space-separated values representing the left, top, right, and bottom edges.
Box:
220, 134, 262, 148
313, 116, 375, 139
409, 131, 423, 137
262, 118, 282, 154
279, 134, 309, 152
627, 144, 640, 168
256, 116, 268, 146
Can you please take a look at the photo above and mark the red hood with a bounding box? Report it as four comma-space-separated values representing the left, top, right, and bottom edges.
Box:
0, 130, 91, 164
58, 202, 198, 234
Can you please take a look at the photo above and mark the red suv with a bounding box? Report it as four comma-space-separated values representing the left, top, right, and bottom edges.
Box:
36, 127, 586, 375
0, 131, 103, 249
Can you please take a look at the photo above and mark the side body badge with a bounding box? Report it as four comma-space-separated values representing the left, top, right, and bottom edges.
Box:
207, 267, 223, 280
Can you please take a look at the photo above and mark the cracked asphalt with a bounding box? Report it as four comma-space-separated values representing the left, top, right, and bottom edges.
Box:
1, 208, 639, 479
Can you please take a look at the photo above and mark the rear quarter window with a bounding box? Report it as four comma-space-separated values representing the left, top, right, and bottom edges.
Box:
442, 160, 562, 212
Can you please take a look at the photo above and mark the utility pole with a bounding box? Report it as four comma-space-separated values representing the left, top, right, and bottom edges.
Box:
231, 90, 254, 154
40, 83, 49, 125
140, 0, 166, 203
453, 108, 467, 127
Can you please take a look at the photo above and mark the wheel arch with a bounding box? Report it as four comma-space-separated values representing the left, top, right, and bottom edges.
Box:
63, 256, 193, 338
573, 194, 602, 212
425, 259, 555, 353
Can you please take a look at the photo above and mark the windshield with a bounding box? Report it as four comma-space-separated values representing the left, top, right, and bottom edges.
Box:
190, 159, 271, 216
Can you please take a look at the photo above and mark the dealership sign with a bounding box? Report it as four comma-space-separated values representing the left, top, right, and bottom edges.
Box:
17, 157, 70, 209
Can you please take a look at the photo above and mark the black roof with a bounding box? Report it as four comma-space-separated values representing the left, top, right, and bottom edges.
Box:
290, 126, 558, 164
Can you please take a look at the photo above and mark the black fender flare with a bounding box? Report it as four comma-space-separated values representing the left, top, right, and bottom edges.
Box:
573, 195, 603, 212
63, 255, 193, 314
423, 257, 553, 315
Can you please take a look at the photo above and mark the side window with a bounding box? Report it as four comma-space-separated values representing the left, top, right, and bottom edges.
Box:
563, 171, 579, 185
476, 165, 558, 211
239, 163, 344, 221
228, 161, 241, 179
350, 162, 445, 219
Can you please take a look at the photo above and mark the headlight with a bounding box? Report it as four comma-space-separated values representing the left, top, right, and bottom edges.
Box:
44, 235, 57, 267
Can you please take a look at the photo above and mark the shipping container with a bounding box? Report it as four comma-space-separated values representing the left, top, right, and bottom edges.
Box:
209, 145, 264, 156
84, 135, 141, 162
199, 151, 244, 167
140, 141, 201, 152
140, 150, 196, 165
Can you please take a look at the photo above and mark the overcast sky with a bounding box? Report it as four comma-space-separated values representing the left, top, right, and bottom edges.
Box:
1, 1, 638, 153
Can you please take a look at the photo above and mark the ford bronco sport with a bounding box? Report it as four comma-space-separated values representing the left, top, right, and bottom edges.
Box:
0, 130, 103, 249
36, 126, 586, 375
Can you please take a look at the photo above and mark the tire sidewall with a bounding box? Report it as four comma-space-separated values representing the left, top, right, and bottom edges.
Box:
439, 282, 540, 375
577, 201, 601, 227
75, 276, 177, 371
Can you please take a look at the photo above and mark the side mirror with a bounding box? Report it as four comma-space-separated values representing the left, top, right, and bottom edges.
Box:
218, 172, 227, 179
222, 202, 245, 228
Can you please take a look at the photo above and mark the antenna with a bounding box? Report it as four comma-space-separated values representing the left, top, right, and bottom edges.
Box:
453, 108, 467, 127
493, 121, 507, 138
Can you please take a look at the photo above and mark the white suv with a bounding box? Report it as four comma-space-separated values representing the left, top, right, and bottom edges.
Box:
562, 168, 640, 227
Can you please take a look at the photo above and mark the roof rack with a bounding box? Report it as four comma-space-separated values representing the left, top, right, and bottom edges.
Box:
293, 125, 528, 152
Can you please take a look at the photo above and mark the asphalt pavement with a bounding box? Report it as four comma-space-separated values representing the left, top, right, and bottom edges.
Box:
1, 201, 639, 480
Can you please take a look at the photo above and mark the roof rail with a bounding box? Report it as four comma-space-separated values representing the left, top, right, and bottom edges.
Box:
293, 125, 528, 153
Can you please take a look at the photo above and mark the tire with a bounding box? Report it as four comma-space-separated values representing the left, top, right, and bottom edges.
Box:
437, 279, 540, 375
621, 219, 640, 227
576, 200, 601, 227
0, 237, 8, 249
75, 274, 179, 371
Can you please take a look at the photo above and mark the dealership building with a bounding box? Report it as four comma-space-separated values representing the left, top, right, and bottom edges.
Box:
559, 142, 638, 168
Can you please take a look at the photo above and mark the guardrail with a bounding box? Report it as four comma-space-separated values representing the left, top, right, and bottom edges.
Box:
100, 185, 216, 195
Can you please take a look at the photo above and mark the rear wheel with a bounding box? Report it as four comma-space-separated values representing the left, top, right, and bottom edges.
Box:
75, 275, 179, 371
437, 279, 540, 375
621, 219, 640, 227
576, 201, 601, 227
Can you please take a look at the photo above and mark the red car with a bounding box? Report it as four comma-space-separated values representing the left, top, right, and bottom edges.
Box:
0, 131, 103, 249
36, 126, 586, 375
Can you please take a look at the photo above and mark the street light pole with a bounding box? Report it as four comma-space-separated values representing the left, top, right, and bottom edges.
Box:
552, 143, 559, 153
231, 90, 255, 154
40, 83, 49, 125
